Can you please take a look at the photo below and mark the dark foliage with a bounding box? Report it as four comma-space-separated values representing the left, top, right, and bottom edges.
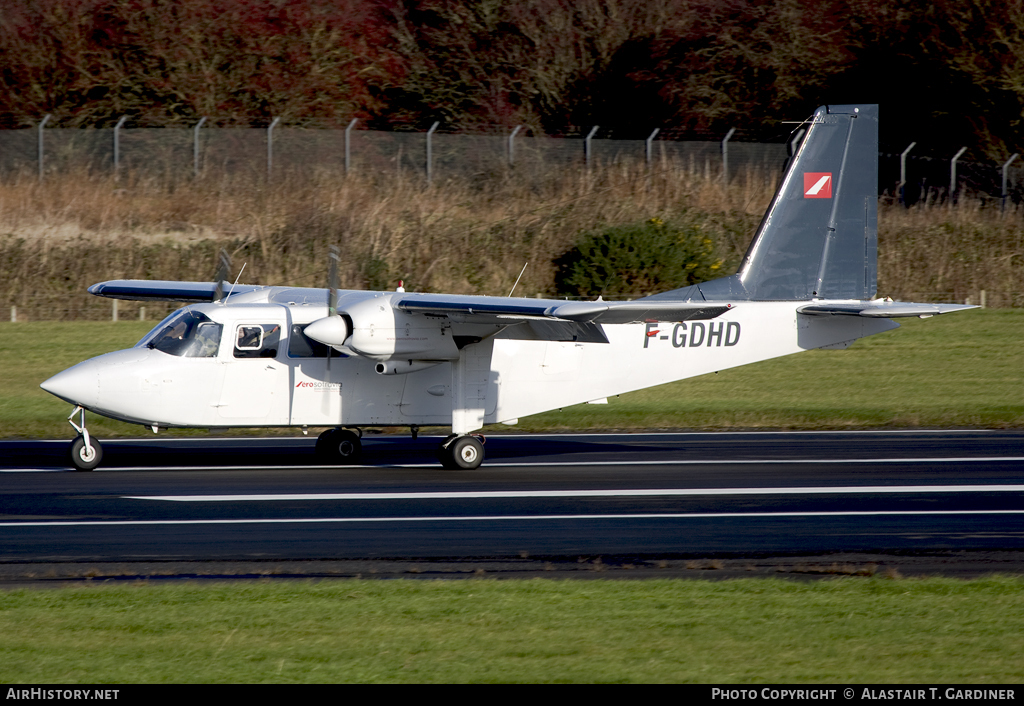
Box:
554, 217, 725, 298
1, 0, 1023, 156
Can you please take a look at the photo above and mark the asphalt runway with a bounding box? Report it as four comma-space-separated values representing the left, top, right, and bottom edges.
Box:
2, 430, 1024, 581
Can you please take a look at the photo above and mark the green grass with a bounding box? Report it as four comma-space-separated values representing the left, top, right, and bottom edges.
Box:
2, 578, 1023, 683
1, 310, 1022, 439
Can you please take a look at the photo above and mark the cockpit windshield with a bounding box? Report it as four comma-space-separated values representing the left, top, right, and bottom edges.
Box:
136, 309, 223, 358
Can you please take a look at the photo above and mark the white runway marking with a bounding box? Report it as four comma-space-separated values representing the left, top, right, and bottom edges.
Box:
3, 455, 1022, 473
3, 509, 1024, 528
0, 469, 64, 473
128, 484, 1024, 503
484, 457, 1024, 468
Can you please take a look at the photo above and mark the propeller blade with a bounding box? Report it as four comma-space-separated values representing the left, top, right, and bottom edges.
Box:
328, 245, 339, 316
214, 249, 231, 302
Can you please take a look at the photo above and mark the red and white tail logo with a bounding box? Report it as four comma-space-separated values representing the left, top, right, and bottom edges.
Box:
803, 172, 832, 198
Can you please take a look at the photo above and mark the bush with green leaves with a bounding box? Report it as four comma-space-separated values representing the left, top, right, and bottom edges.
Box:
554, 217, 726, 298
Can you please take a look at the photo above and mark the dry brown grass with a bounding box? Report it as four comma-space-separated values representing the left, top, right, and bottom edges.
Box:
0, 161, 1020, 320
879, 201, 1024, 307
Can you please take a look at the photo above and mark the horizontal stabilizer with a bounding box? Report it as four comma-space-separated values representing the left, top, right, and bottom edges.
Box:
88, 280, 261, 302
798, 301, 978, 318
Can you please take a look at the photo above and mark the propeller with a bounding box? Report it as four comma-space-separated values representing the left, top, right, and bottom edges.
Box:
305, 244, 350, 347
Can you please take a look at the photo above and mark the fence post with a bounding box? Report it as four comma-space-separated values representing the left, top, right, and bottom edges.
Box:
112, 300, 118, 322
950, 146, 967, 204
139, 306, 146, 321
1002, 153, 1019, 212
645, 128, 660, 168
193, 117, 207, 178
899, 142, 916, 205
113, 115, 128, 178
10, 306, 15, 323
37, 114, 51, 183
508, 125, 522, 168
267, 117, 281, 179
584, 126, 599, 168
345, 118, 358, 175
721, 127, 736, 184
426, 121, 439, 183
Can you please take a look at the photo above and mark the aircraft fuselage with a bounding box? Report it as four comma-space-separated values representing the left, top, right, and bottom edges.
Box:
41, 288, 898, 432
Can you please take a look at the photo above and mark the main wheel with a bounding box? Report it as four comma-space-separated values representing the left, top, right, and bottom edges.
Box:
69, 437, 103, 471
316, 428, 363, 465
438, 435, 484, 470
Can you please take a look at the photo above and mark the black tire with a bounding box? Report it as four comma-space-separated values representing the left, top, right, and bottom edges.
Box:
315, 428, 338, 459
316, 428, 363, 465
69, 437, 103, 471
439, 435, 484, 470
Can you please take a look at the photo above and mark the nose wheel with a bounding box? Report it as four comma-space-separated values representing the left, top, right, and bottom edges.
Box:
70, 435, 103, 471
67, 406, 103, 471
437, 435, 485, 470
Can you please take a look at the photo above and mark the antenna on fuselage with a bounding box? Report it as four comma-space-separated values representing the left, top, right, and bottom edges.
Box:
508, 262, 528, 297
225, 263, 246, 303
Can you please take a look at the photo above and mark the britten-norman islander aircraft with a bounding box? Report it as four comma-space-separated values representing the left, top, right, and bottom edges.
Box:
41, 104, 973, 470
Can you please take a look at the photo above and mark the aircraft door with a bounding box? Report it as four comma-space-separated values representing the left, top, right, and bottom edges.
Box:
217, 319, 289, 424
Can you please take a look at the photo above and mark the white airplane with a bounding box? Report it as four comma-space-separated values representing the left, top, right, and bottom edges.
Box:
41, 104, 973, 471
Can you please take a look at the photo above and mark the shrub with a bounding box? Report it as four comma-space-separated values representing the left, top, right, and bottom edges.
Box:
553, 217, 725, 298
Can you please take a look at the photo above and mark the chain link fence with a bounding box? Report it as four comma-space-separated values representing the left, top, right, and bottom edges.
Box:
0, 125, 789, 185
3, 124, 1023, 203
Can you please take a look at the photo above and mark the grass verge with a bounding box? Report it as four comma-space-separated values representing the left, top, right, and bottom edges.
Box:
2, 577, 1023, 683
1, 309, 1021, 439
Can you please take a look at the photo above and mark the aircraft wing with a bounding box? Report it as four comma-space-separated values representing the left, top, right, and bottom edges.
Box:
87, 280, 262, 302
797, 301, 978, 318
394, 294, 732, 324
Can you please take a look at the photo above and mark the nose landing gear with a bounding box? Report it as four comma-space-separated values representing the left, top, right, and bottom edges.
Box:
67, 406, 103, 471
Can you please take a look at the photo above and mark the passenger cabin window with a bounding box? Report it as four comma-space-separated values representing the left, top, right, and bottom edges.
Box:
234, 323, 281, 359
143, 310, 222, 358
287, 324, 345, 358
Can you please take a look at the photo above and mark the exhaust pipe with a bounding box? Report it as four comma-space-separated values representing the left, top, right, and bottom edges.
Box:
374, 360, 443, 375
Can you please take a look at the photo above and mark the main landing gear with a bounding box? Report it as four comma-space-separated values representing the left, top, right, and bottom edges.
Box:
67, 406, 103, 471
437, 434, 485, 470
316, 427, 483, 469
315, 427, 363, 464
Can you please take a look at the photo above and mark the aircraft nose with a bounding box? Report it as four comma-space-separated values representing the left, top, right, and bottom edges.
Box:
40, 363, 100, 407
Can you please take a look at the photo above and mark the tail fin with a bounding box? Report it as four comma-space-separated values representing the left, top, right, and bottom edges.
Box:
652, 104, 878, 302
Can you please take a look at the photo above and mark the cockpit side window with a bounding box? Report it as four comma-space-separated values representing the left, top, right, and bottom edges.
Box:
233, 323, 281, 359
144, 310, 223, 358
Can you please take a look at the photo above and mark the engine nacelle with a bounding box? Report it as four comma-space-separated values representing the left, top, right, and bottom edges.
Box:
374, 360, 444, 375
310, 294, 460, 361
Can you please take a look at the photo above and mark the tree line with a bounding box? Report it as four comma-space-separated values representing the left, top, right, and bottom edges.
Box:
2, 0, 1023, 158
